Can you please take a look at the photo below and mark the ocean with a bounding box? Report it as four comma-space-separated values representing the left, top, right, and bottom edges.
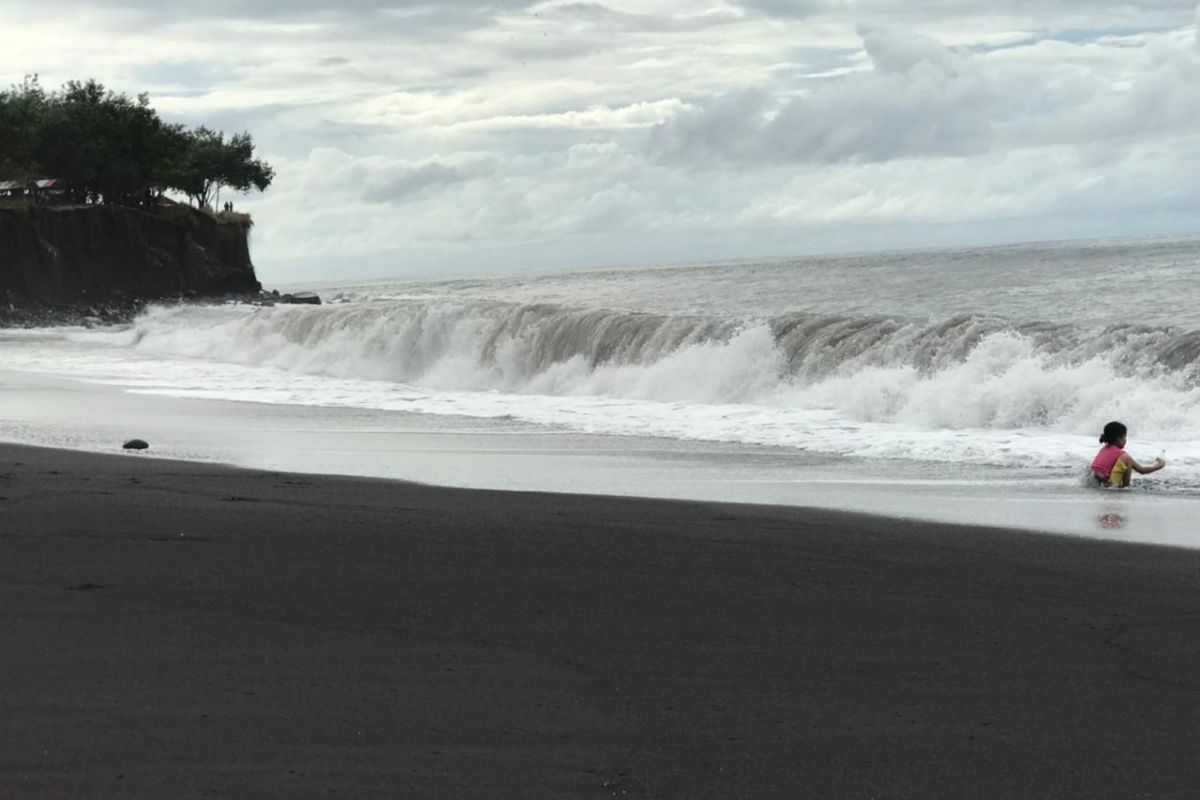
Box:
4, 235, 1200, 545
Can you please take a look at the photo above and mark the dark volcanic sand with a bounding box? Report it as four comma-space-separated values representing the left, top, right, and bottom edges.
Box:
3, 443, 1200, 799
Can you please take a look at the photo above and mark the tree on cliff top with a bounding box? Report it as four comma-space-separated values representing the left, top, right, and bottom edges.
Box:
168, 126, 275, 210
0, 76, 274, 209
36, 80, 181, 205
0, 76, 47, 184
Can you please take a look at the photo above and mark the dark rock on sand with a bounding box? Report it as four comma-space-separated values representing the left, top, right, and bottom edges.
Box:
280, 291, 322, 305
122, 439, 149, 450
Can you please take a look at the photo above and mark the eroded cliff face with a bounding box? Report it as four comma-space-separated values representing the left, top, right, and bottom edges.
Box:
0, 203, 260, 318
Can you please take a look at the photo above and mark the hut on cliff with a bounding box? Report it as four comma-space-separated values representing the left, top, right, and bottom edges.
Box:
0, 180, 25, 199
0, 179, 69, 203
34, 179, 67, 203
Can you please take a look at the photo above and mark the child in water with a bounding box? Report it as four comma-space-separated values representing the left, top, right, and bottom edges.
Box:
1091, 421, 1165, 488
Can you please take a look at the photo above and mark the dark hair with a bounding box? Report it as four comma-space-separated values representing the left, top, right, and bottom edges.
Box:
1099, 421, 1127, 445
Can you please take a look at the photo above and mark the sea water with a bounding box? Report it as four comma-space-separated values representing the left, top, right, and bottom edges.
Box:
3, 235, 1200, 545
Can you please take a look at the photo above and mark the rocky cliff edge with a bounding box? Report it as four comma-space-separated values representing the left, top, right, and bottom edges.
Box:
0, 202, 261, 324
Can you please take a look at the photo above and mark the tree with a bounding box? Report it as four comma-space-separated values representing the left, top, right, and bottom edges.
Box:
0, 75, 48, 185
36, 80, 184, 204
0, 77, 274, 209
171, 126, 275, 209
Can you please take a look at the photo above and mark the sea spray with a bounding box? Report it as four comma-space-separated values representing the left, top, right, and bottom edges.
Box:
107, 300, 1200, 436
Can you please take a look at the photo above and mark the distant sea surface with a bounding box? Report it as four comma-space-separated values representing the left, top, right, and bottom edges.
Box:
5, 236, 1200, 543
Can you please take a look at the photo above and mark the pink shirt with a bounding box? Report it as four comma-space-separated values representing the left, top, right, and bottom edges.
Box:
1091, 444, 1125, 479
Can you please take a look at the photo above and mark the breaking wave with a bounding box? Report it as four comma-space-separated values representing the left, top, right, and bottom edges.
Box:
112, 299, 1200, 442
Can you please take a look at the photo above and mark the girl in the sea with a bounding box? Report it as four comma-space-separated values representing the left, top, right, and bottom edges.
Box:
1091, 421, 1165, 488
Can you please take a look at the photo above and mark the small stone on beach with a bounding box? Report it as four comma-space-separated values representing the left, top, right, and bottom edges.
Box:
122, 439, 149, 450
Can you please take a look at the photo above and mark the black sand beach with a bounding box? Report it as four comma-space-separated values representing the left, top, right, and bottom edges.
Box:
3, 442, 1200, 799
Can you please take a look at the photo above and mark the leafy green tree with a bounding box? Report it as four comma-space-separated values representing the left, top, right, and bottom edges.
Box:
0, 77, 273, 209
0, 75, 48, 185
36, 80, 182, 204
171, 126, 275, 209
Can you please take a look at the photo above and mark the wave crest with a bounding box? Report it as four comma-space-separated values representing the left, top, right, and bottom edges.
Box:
121, 299, 1200, 439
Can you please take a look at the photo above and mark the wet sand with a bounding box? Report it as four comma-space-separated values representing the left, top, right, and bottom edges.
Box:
3, 442, 1200, 799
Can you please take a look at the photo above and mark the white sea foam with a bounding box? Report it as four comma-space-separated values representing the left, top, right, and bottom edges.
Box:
6, 286, 1200, 483
5, 239, 1199, 481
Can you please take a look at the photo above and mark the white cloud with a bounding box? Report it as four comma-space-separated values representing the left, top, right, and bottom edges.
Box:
649, 27, 997, 164
3, 0, 1200, 280
649, 22, 1200, 166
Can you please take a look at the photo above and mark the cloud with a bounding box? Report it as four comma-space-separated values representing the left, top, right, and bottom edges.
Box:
34, 0, 539, 21
545, 3, 743, 32
649, 25, 1000, 165
736, 0, 1198, 22
859, 23, 955, 73
360, 162, 474, 204
737, 0, 828, 18
5, 0, 1200, 280
269, 148, 495, 209
649, 22, 1200, 167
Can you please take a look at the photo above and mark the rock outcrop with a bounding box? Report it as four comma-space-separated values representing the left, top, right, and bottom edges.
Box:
0, 202, 260, 324
280, 291, 321, 305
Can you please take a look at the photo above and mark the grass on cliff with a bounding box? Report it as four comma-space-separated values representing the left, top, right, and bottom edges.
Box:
0, 199, 252, 226
215, 209, 253, 226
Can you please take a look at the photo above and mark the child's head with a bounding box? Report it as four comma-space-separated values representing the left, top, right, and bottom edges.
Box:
1100, 421, 1128, 446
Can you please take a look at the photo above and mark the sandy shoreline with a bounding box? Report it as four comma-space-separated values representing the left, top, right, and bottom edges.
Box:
4, 441, 1200, 798
6, 365, 1198, 548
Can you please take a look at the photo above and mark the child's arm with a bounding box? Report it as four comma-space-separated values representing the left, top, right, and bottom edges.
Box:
1123, 453, 1166, 475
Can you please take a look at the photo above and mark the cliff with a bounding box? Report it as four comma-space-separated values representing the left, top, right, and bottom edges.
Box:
0, 203, 261, 322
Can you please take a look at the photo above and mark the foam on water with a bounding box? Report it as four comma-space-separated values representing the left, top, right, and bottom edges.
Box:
5, 279, 1200, 486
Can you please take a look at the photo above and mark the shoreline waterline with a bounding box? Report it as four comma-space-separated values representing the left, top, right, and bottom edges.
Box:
1, 366, 1196, 548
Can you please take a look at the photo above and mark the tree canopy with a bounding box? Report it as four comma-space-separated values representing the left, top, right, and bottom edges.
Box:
0, 76, 274, 209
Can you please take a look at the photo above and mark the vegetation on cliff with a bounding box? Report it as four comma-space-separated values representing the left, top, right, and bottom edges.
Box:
0, 76, 274, 209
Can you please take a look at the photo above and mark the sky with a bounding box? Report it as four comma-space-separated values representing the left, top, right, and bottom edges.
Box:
2, 0, 1199, 283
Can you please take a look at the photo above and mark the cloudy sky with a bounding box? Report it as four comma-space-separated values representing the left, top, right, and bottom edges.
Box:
2, 1, 1199, 282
